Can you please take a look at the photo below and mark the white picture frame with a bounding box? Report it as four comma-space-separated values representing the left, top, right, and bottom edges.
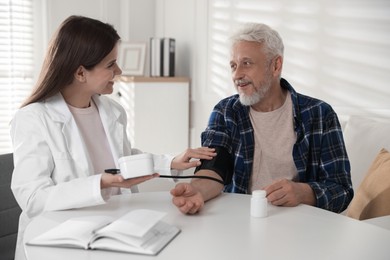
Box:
119, 42, 146, 76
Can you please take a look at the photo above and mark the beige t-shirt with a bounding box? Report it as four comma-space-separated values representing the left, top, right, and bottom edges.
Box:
249, 92, 298, 192
67, 101, 116, 174
68, 101, 119, 198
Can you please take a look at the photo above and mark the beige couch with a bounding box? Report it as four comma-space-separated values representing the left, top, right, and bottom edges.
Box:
341, 115, 390, 218
342, 115, 390, 191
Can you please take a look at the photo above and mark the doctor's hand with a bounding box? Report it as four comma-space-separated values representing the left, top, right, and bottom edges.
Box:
171, 147, 216, 170
100, 173, 159, 189
170, 182, 204, 214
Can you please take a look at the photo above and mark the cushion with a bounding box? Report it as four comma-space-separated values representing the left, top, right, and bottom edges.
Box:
343, 116, 390, 189
346, 148, 390, 220
0, 153, 21, 259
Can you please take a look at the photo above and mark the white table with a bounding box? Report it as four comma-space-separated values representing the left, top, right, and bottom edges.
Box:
24, 192, 390, 260
364, 215, 390, 230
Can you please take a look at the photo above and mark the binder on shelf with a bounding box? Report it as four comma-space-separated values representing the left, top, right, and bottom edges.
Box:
150, 37, 175, 77
150, 37, 163, 77
163, 38, 175, 77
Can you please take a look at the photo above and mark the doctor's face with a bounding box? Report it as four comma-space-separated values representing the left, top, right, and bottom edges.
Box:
84, 44, 122, 95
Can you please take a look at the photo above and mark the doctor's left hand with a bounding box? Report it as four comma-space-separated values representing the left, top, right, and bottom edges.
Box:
100, 173, 159, 189
171, 147, 216, 170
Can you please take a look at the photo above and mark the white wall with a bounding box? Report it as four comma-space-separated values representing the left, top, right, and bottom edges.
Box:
45, 0, 155, 40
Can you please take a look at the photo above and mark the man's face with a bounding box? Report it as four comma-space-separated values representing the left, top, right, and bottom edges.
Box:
230, 41, 274, 106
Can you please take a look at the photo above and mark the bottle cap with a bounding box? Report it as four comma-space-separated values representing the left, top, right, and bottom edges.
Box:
252, 190, 266, 198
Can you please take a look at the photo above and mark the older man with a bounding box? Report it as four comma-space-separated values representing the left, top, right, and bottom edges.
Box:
171, 23, 353, 214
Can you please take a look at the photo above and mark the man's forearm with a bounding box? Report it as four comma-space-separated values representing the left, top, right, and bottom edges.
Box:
192, 169, 224, 202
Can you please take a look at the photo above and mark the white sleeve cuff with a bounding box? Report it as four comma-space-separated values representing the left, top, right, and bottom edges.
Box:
152, 154, 185, 182
152, 154, 173, 175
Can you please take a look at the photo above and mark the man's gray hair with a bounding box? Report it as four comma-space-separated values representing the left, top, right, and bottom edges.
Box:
230, 23, 284, 60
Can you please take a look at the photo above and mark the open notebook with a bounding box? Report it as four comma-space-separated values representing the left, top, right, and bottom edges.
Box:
27, 209, 180, 255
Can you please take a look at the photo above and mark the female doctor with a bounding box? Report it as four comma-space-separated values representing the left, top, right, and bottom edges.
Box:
10, 15, 215, 260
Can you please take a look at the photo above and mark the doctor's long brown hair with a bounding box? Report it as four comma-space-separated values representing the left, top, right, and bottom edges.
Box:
20, 15, 120, 108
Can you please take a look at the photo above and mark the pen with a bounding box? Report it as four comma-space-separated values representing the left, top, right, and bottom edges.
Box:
104, 169, 121, 174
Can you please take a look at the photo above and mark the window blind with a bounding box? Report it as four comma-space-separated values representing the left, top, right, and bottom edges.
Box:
207, 0, 390, 115
0, 0, 34, 153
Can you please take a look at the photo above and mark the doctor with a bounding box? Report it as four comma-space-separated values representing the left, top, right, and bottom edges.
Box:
10, 15, 215, 260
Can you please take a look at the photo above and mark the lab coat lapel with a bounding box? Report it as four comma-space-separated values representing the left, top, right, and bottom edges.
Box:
45, 93, 91, 176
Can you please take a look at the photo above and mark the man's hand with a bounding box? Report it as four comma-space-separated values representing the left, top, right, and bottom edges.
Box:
264, 179, 316, 207
170, 182, 205, 214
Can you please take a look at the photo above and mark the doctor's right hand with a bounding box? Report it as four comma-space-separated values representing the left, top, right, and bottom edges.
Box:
100, 172, 159, 189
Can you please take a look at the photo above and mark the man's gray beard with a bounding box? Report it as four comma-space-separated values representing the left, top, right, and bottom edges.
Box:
239, 91, 261, 106
238, 83, 271, 106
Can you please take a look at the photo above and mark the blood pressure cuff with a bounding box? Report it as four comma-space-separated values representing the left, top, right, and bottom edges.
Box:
194, 146, 233, 185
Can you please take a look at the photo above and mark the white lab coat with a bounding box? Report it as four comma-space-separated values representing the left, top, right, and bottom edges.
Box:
10, 93, 174, 260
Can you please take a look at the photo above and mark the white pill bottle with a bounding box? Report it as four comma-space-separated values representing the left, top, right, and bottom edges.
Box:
251, 190, 268, 218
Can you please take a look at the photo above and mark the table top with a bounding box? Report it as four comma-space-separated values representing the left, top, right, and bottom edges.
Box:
24, 192, 390, 260
363, 215, 390, 230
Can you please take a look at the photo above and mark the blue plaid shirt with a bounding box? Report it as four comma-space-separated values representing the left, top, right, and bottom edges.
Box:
201, 78, 353, 213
